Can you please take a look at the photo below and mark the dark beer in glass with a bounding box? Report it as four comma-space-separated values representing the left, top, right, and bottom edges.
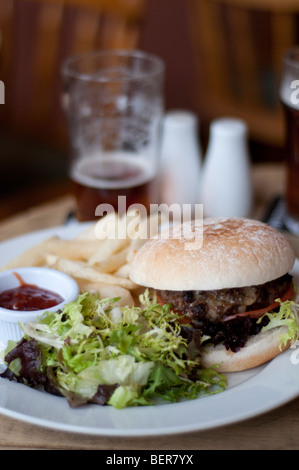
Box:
280, 47, 299, 234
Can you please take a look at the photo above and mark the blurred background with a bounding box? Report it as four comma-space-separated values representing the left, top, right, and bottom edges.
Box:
0, 0, 298, 220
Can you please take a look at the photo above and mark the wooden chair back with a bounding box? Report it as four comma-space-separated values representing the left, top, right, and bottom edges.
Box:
0, 0, 145, 147
187, 0, 299, 147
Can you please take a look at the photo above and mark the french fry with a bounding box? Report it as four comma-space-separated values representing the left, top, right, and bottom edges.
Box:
0, 251, 45, 271
92, 246, 129, 273
74, 222, 98, 240
94, 211, 141, 240
52, 257, 138, 290
126, 238, 147, 263
126, 211, 166, 263
114, 263, 131, 279
44, 253, 59, 267
88, 211, 151, 266
87, 237, 129, 265
44, 236, 105, 261
94, 212, 120, 240
0, 237, 54, 271
75, 279, 134, 307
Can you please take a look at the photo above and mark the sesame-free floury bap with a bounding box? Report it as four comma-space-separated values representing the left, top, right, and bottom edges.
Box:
130, 217, 297, 372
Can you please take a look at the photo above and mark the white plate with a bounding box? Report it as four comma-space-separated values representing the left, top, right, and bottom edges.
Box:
0, 223, 299, 437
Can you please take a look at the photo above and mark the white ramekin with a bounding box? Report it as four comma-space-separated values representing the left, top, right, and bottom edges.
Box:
0, 267, 79, 351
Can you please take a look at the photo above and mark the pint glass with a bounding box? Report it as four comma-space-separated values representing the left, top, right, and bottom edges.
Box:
62, 50, 165, 221
280, 47, 299, 234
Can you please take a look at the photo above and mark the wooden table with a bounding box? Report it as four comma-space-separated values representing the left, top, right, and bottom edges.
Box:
1, 163, 299, 450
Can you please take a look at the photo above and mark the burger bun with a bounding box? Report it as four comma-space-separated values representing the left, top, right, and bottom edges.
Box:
129, 217, 295, 291
200, 326, 290, 372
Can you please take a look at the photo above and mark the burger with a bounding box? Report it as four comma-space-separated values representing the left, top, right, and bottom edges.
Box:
129, 217, 298, 372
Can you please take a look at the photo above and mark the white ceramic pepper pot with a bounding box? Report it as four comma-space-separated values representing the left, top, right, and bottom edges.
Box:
199, 117, 253, 218
160, 110, 202, 206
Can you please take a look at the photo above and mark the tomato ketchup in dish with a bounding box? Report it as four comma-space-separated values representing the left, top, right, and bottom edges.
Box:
0, 272, 64, 311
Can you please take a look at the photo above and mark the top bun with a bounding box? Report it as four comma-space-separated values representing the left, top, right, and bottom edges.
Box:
129, 217, 295, 290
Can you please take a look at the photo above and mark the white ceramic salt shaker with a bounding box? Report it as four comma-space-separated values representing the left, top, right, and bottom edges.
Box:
199, 117, 253, 218
160, 110, 202, 206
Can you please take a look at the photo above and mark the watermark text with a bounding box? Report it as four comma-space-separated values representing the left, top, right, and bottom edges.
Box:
95, 196, 203, 250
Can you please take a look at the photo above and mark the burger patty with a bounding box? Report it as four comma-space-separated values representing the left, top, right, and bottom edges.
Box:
180, 314, 271, 353
157, 273, 293, 322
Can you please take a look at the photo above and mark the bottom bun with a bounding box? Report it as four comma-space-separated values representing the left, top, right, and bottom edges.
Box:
200, 326, 290, 373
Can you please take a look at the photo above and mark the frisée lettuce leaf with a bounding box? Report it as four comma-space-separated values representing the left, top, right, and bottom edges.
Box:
0, 291, 226, 409
259, 297, 299, 349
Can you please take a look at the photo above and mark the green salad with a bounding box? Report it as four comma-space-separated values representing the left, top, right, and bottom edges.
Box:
0, 291, 226, 409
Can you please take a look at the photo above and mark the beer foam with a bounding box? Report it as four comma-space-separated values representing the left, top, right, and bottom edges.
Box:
71, 152, 155, 189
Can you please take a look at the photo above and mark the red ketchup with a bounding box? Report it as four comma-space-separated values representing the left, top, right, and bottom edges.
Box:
0, 272, 63, 311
